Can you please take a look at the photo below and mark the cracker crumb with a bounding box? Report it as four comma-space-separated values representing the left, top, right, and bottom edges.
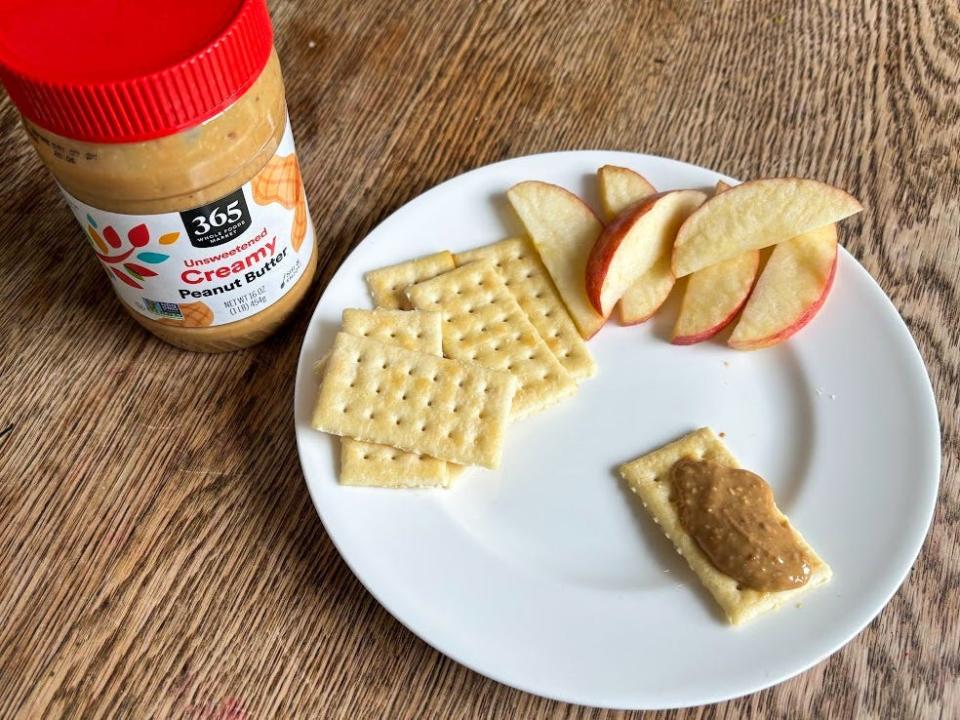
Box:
719, 431, 726, 438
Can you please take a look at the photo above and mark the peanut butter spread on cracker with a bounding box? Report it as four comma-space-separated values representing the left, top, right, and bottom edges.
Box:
670, 458, 812, 592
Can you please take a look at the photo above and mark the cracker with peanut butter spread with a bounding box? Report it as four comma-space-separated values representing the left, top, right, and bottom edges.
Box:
619, 428, 831, 625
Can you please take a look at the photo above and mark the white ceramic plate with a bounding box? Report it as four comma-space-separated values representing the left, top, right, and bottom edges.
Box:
294, 151, 940, 710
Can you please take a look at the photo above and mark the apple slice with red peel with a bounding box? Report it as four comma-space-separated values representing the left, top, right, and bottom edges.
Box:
507, 181, 606, 339
672, 250, 760, 344
618, 254, 675, 324
586, 189, 706, 318
670, 178, 759, 343
728, 224, 838, 350
598, 165, 656, 221
595, 166, 670, 324
672, 178, 861, 277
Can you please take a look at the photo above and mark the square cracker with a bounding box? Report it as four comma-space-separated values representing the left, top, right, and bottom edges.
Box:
454, 238, 596, 382
338, 309, 457, 488
339, 440, 452, 488
364, 251, 456, 309
618, 428, 832, 625
406, 261, 577, 418
341, 308, 444, 355
312, 332, 516, 469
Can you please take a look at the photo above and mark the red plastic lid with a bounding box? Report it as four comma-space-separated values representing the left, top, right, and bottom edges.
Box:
0, 0, 273, 143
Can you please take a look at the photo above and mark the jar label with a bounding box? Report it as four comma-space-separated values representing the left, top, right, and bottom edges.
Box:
59, 119, 314, 329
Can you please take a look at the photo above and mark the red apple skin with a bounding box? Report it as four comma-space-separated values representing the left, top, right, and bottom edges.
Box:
728, 253, 838, 350
584, 193, 665, 315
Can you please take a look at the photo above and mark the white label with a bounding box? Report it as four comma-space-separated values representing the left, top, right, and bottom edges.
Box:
61, 119, 314, 328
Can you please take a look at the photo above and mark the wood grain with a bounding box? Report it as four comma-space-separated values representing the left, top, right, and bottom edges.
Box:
1, 0, 958, 717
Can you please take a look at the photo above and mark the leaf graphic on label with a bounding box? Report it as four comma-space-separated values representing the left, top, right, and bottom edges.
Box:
86, 213, 98, 229
128, 224, 150, 248
95, 248, 135, 264
158, 232, 180, 245
104, 226, 122, 249
136, 252, 170, 264
111, 267, 143, 289
124, 262, 157, 278
87, 226, 108, 253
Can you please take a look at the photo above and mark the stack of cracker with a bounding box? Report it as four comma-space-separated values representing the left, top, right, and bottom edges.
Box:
311, 240, 595, 488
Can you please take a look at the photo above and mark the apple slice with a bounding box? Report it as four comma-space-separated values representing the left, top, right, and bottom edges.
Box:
618, 254, 675, 324
728, 224, 838, 350
672, 250, 760, 344
672, 178, 861, 277
586, 190, 706, 318
598, 165, 656, 221
507, 181, 605, 338
595, 166, 669, 324
670, 178, 759, 343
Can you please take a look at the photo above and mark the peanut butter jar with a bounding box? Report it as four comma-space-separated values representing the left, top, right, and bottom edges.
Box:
0, 0, 316, 352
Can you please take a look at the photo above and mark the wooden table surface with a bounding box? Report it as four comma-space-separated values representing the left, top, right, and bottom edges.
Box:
2, 1, 958, 717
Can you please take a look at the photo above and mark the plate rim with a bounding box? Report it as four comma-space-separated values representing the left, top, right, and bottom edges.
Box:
293, 149, 941, 710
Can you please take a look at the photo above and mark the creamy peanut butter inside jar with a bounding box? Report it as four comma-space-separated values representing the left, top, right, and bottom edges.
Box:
0, 0, 316, 351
